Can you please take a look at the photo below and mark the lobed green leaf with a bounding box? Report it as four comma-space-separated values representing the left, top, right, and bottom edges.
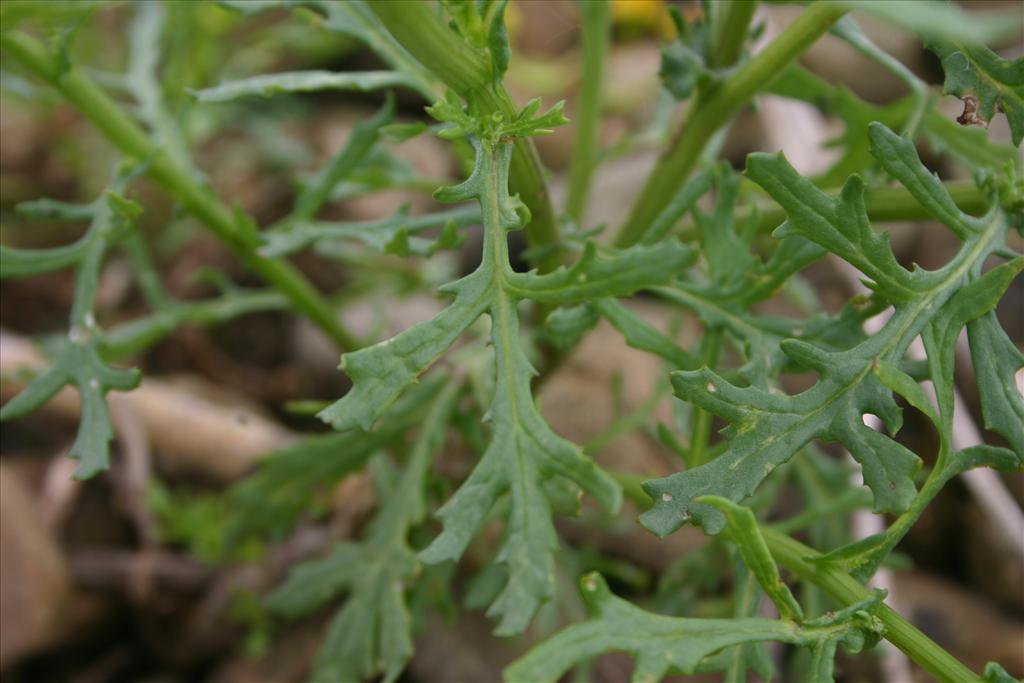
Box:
505, 240, 695, 304
927, 39, 1024, 146
642, 124, 1014, 537
505, 573, 883, 683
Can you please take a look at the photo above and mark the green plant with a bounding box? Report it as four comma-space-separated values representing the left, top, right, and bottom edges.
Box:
1, 1, 1022, 682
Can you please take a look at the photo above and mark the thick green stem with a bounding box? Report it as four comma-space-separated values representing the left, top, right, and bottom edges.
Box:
1, 31, 358, 350
710, 1, 758, 69
615, 1, 847, 247
688, 328, 722, 468
762, 527, 980, 683
366, 0, 561, 273
565, 0, 610, 225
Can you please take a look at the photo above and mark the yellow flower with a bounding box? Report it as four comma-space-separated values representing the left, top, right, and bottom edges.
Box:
611, 0, 677, 39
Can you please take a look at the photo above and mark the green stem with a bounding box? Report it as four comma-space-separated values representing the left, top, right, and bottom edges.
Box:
710, 1, 758, 69
609, 469, 653, 508
614, 1, 847, 247
761, 528, 980, 683
366, 0, 561, 273
565, 0, 610, 225
583, 378, 669, 457
688, 328, 722, 468
100, 291, 287, 361
1, 31, 358, 351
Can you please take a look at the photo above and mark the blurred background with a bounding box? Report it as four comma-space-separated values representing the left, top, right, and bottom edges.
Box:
1, 1, 1022, 682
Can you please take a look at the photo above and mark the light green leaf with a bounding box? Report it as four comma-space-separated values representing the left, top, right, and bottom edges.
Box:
270, 381, 460, 683
260, 206, 480, 258
428, 94, 569, 142
768, 64, 1016, 183
640, 169, 713, 245
190, 70, 417, 102
229, 378, 443, 544
1, 240, 91, 279
286, 95, 395, 225
217, 0, 442, 100
267, 542, 364, 618
982, 661, 1019, 683
698, 496, 803, 622
126, 2, 196, 174
99, 289, 287, 360
942, 445, 1020, 481
15, 197, 96, 220
485, 0, 511, 83
0, 170, 143, 479
1, 338, 140, 479
415, 140, 619, 634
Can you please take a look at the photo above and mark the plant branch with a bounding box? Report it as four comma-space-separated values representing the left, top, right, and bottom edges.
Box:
710, 0, 758, 69
365, 0, 562, 273
762, 527, 980, 683
0, 31, 359, 351
565, 0, 610, 225
614, 1, 848, 247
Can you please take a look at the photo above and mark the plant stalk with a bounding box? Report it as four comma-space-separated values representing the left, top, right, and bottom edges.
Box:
709, 1, 758, 69
762, 527, 980, 683
688, 328, 722, 468
1, 31, 358, 351
365, 0, 562, 273
614, 1, 848, 247
565, 0, 610, 225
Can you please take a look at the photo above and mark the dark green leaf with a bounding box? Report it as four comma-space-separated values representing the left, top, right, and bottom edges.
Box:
967, 312, 1024, 461
659, 7, 712, 101
641, 124, 1010, 537
927, 40, 1024, 146
505, 240, 695, 304
504, 573, 883, 683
